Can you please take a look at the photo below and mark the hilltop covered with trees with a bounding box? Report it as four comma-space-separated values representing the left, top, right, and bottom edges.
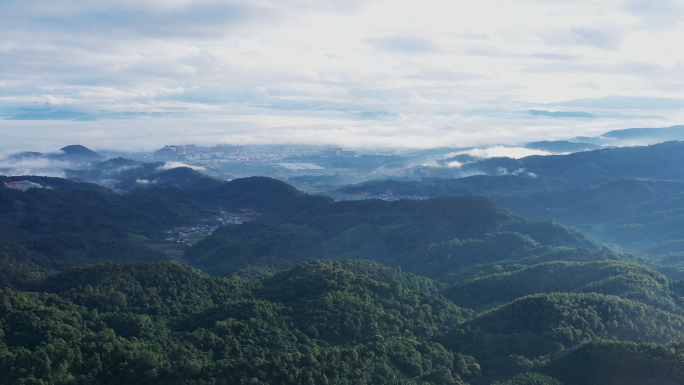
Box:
2, 175, 684, 384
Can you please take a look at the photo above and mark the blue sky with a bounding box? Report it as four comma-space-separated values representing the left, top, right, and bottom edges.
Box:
1, 0, 684, 154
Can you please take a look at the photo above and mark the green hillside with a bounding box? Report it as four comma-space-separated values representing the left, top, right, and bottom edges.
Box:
117, 167, 225, 191
545, 340, 684, 385
135, 176, 333, 217
4, 258, 684, 384
2, 175, 684, 384
0, 177, 215, 283
438, 292, 684, 383
185, 195, 602, 276
0, 261, 479, 385
443, 260, 675, 312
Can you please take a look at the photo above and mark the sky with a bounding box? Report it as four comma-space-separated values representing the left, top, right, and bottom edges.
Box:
1, 0, 684, 154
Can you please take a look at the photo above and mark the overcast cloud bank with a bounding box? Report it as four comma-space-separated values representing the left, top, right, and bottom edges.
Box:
1, 0, 684, 152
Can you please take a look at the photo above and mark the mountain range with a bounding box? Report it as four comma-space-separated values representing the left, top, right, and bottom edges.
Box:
5, 132, 684, 383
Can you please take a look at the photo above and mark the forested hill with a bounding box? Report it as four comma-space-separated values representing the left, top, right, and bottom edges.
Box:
4, 259, 684, 384
0, 174, 607, 283
341, 141, 684, 197
0, 175, 108, 192
336, 143, 684, 254
456, 140, 684, 189
0, 178, 214, 288
0, 174, 599, 281
115, 167, 225, 191
0, 260, 480, 385
494, 178, 684, 251
132, 175, 334, 217
184, 194, 602, 277
5, 175, 684, 384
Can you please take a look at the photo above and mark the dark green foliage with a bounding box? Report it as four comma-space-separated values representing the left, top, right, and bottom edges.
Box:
0, 236, 55, 290
0, 182, 203, 237
444, 261, 676, 312
500, 372, 563, 385
6, 257, 684, 384
27, 233, 165, 265
404, 232, 607, 282
315, 259, 446, 293
134, 176, 333, 217
229, 265, 280, 281
255, 260, 471, 345
185, 221, 320, 275
441, 247, 644, 284
0, 261, 477, 385
187, 195, 601, 277
546, 340, 684, 385
4, 174, 684, 384
442, 292, 684, 362
38, 261, 247, 317
0, 178, 217, 288
229, 258, 445, 293
403, 232, 540, 279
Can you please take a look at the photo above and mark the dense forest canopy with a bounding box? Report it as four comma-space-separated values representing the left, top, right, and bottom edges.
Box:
2, 174, 684, 384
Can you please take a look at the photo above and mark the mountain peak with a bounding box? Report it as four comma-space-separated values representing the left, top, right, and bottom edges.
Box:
60, 145, 100, 156
54, 145, 104, 162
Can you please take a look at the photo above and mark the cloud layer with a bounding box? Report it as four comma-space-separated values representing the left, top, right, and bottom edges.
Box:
1, 0, 684, 152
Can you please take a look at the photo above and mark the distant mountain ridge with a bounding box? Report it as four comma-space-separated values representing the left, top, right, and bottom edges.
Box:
523, 140, 601, 153
337, 142, 684, 252
116, 166, 224, 191
3, 144, 104, 164
577, 125, 684, 145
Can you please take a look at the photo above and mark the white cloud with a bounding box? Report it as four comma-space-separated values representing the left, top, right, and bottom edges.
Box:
0, 0, 683, 152
0, 156, 69, 177
0, 95, 78, 105
158, 162, 206, 171
458, 146, 555, 159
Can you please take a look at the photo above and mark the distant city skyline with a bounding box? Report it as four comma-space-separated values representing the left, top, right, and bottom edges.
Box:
2, 0, 684, 154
